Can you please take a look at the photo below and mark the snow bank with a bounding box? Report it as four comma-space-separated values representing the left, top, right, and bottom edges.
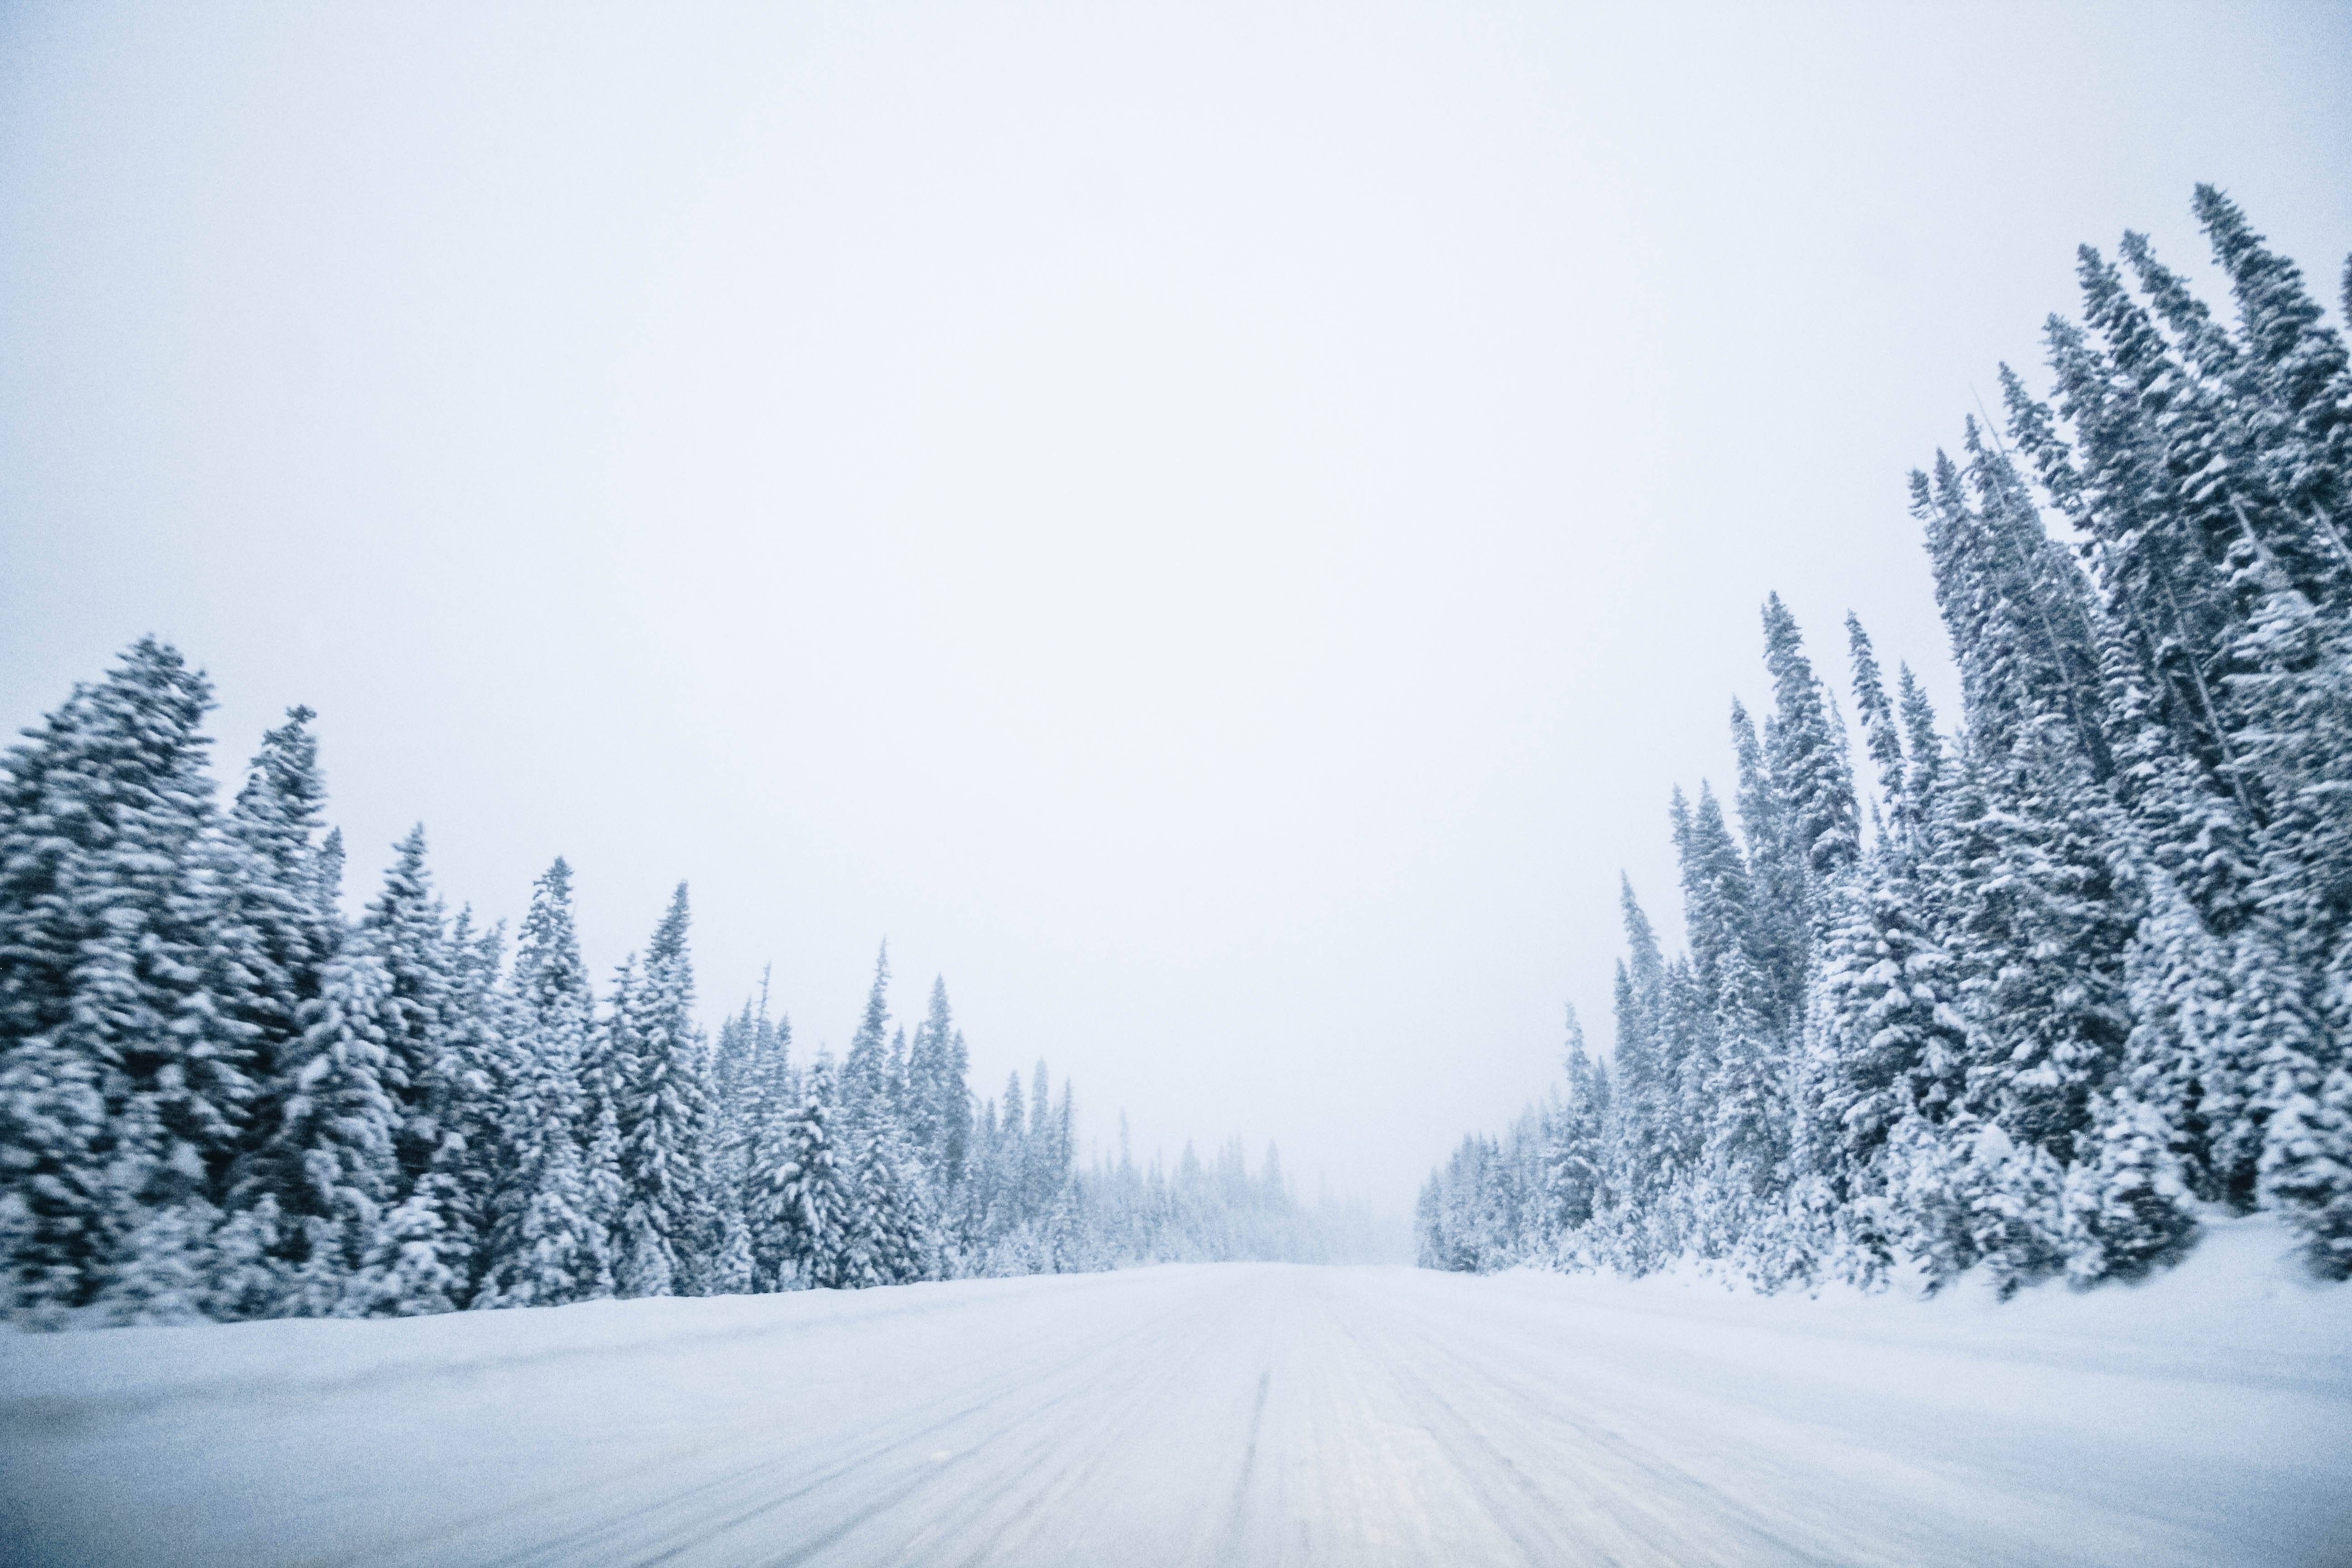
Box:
1494, 1212, 2352, 1391
0, 1267, 1119, 1408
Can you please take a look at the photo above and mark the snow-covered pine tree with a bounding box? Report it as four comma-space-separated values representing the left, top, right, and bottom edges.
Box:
2193, 185, 2352, 593
839, 945, 893, 1131
1052, 1079, 1078, 1253
475, 859, 603, 1309
903, 978, 969, 1191
2030, 320, 2247, 806
0, 639, 253, 1324
712, 980, 791, 1191
615, 884, 715, 1298
1672, 784, 1755, 1011
839, 1122, 931, 1288
574, 945, 631, 1299
236, 947, 404, 1316
215, 707, 341, 1220
995, 1067, 1027, 1239
2102, 235, 2345, 622
1962, 730, 2139, 1163
1729, 700, 1808, 1027
334, 867, 488, 1322
710, 984, 756, 1116
2063, 860, 2212, 1285
1697, 935, 1791, 1272
953, 1091, 1004, 1267
2117, 228, 2241, 383
1540, 1008, 1607, 1252
1668, 783, 1752, 1195
944, 1029, 971, 1181
2264, 1060, 2352, 1280
1760, 594, 1863, 897
1895, 665, 1946, 864
1597, 880, 1680, 1271
1657, 954, 1715, 1235
1805, 857, 1971, 1279
885, 1027, 910, 1127
1024, 1059, 1060, 1222
436, 909, 513, 1298
754, 1060, 852, 1289
703, 1202, 754, 1296
1846, 617, 1906, 842
353, 831, 465, 1235
1916, 440, 2109, 781
579, 1092, 624, 1301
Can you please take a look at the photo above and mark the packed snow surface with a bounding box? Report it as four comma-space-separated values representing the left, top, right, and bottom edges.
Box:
2, 1218, 2347, 1567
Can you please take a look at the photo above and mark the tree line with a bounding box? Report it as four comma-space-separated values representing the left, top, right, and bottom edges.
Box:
1420, 186, 2352, 1291
0, 667, 1332, 1326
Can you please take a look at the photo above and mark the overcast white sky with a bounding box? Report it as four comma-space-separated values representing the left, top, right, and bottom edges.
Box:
3, 1, 2348, 1212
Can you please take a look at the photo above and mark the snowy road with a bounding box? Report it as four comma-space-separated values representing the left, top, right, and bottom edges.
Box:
4, 1247, 2349, 1567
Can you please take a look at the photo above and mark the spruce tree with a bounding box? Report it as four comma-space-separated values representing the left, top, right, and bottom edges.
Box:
240, 948, 404, 1317
2193, 184, 2352, 580
1024, 1060, 1059, 1218
217, 707, 341, 1190
1730, 701, 1808, 1024
2032, 319, 2246, 804
1541, 1008, 1607, 1243
616, 884, 715, 1298
1807, 862, 1971, 1262
435, 910, 512, 1297
840, 1124, 931, 1287
476, 859, 602, 1308
840, 944, 892, 1128
1760, 594, 1862, 892
362, 828, 451, 1188
1698, 937, 1790, 1269
1957, 732, 2138, 1171
755, 1060, 851, 1289
1673, 784, 1755, 1006
904, 978, 966, 1187
1895, 665, 1945, 858
1845, 616, 1906, 838
0, 639, 252, 1322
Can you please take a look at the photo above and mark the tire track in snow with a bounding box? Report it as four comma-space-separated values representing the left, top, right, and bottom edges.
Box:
514, 1278, 1229, 1567
779, 1274, 1255, 1568
1188, 1366, 1272, 1568
302, 1272, 1228, 1568
1350, 1277, 1838, 1566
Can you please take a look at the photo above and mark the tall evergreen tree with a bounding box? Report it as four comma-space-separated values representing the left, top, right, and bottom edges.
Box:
0, 640, 251, 1322
840, 944, 893, 1129
1846, 616, 1906, 841
476, 859, 602, 1309
840, 1122, 931, 1288
216, 707, 341, 1199
1895, 665, 1945, 859
1760, 594, 1862, 893
615, 884, 715, 1298
358, 828, 450, 1195
755, 1060, 851, 1289
1730, 700, 1808, 1024
904, 977, 969, 1189
2193, 184, 2352, 580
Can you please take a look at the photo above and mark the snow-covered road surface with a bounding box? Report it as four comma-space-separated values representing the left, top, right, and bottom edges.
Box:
4, 1235, 2348, 1567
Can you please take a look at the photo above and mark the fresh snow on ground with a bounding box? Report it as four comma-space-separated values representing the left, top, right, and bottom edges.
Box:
1, 1217, 2346, 1568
